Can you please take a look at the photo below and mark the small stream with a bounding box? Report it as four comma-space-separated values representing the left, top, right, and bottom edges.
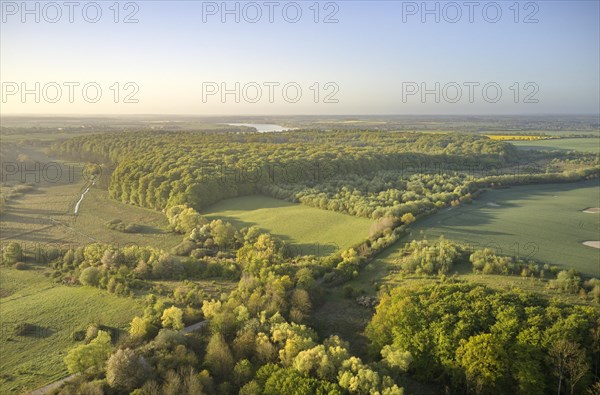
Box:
74, 181, 95, 215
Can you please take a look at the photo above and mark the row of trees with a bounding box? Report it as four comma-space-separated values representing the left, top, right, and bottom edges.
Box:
393, 239, 600, 300
266, 168, 599, 221
51, 129, 598, 227
260, 172, 478, 219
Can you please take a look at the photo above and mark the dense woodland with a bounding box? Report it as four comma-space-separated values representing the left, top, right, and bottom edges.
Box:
368, 282, 600, 395
53, 130, 598, 221
53, 131, 521, 212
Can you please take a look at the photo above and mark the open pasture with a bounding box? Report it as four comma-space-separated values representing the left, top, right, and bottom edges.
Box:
512, 137, 600, 153
203, 195, 374, 256
0, 267, 143, 393
400, 181, 600, 275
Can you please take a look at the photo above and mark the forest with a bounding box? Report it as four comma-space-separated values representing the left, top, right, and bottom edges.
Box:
52, 130, 598, 219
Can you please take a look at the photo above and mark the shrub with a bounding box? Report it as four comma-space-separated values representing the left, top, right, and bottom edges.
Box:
398, 239, 460, 275
71, 329, 86, 341
152, 254, 184, 279
343, 285, 357, 298
65, 330, 112, 374
171, 240, 196, 256
106, 348, 152, 391
3, 242, 23, 265
161, 306, 184, 330
79, 266, 101, 286
548, 270, 581, 293
105, 219, 142, 233
85, 324, 100, 342
470, 248, 513, 275
129, 316, 158, 341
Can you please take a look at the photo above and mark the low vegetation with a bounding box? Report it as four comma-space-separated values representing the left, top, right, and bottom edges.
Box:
105, 219, 142, 233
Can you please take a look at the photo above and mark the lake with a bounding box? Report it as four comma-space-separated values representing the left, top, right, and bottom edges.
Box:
225, 123, 293, 133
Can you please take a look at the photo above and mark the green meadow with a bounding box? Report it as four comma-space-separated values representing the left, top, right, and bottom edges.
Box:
0, 267, 143, 394
512, 137, 600, 153
203, 195, 374, 256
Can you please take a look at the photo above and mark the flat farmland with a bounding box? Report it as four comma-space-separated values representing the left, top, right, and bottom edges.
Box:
512, 137, 600, 153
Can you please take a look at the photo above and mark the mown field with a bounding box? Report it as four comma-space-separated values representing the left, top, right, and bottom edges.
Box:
512, 137, 600, 153
0, 267, 143, 394
203, 195, 374, 256
399, 181, 600, 275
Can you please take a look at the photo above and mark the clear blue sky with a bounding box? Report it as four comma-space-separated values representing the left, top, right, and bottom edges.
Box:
1, 0, 599, 115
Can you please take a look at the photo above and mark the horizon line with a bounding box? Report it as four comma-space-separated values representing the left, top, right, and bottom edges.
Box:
2, 113, 600, 118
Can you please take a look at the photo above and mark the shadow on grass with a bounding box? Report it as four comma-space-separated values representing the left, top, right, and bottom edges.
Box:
203, 194, 295, 213
11, 323, 55, 339
136, 225, 167, 235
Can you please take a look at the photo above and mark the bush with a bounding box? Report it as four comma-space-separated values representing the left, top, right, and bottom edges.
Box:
470, 248, 513, 275
79, 266, 101, 286
171, 240, 196, 256
65, 330, 112, 374
161, 306, 184, 330
12, 184, 34, 193
71, 329, 86, 341
107, 348, 152, 391
152, 255, 184, 279
129, 316, 158, 341
85, 324, 100, 342
548, 270, 581, 293
343, 285, 357, 298
398, 239, 460, 275
3, 242, 23, 265
105, 219, 142, 233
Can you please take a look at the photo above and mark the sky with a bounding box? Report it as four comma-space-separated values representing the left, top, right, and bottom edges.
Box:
1, 0, 599, 115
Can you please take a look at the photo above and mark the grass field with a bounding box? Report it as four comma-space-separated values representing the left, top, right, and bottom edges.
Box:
486, 135, 554, 141
0, 147, 181, 251
1, 184, 181, 251
480, 130, 600, 138
203, 195, 374, 256
0, 267, 143, 393
512, 137, 600, 153
400, 180, 600, 275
